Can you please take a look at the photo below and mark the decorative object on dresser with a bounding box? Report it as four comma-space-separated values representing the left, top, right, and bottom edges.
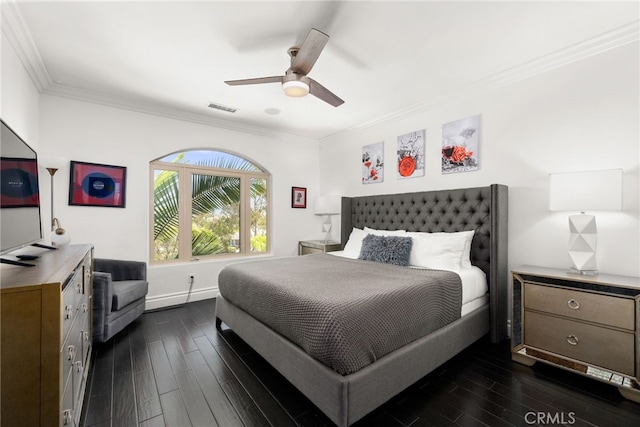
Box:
92, 258, 149, 343
314, 194, 341, 241
549, 169, 623, 275
298, 239, 342, 255
511, 265, 640, 403
1, 244, 94, 426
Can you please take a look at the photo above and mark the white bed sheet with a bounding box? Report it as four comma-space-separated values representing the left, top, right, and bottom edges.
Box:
328, 250, 488, 316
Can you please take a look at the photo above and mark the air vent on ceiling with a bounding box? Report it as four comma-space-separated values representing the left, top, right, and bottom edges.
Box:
208, 102, 237, 113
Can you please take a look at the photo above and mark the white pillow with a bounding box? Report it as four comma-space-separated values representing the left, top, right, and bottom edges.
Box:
406, 230, 475, 271
363, 227, 406, 236
342, 228, 368, 258
461, 233, 474, 268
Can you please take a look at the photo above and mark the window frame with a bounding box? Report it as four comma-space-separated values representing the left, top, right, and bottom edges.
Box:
150, 155, 270, 264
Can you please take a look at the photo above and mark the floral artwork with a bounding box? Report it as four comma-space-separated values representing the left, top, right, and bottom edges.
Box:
397, 130, 425, 179
441, 114, 480, 174
362, 142, 384, 184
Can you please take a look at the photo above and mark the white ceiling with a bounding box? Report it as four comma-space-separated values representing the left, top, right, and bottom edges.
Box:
3, 1, 639, 140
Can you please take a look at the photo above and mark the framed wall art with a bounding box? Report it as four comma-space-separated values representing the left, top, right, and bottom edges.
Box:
441, 114, 480, 174
0, 158, 40, 207
397, 130, 425, 179
362, 141, 384, 184
69, 161, 127, 208
292, 186, 307, 208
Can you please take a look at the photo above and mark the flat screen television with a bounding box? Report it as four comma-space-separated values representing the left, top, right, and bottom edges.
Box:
1, 118, 43, 257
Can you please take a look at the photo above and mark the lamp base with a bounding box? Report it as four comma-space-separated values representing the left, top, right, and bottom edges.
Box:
568, 268, 599, 276
568, 214, 598, 273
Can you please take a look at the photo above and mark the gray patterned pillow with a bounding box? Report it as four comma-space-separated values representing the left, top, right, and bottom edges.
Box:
358, 234, 413, 266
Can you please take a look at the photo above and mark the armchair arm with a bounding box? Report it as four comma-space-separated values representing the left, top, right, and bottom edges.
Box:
92, 271, 114, 343
94, 258, 147, 281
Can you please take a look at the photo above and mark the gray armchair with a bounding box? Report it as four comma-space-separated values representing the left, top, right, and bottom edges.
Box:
93, 258, 149, 343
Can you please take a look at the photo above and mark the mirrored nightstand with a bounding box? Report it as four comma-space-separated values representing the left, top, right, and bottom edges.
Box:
298, 240, 342, 255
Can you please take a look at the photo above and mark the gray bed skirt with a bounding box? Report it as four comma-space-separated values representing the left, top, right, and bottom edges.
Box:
216, 295, 490, 426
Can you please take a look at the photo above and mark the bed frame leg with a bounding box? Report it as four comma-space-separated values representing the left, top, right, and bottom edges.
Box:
215, 317, 222, 330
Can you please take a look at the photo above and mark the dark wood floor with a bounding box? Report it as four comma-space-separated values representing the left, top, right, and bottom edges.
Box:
80, 299, 640, 427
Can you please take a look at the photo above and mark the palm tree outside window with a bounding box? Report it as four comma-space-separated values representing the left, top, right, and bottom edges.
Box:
151, 150, 270, 263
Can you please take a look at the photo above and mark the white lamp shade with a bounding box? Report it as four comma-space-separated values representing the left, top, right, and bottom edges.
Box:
549, 169, 622, 212
315, 195, 341, 215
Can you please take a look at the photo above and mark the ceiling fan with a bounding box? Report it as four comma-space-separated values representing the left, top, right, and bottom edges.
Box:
225, 28, 344, 107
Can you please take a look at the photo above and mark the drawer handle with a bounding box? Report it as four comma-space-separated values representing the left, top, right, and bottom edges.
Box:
64, 305, 73, 319
62, 409, 73, 425
81, 303, 88, 313
67, 345, 76, 360
567, 299, 580, 310
566, 335, 579, 346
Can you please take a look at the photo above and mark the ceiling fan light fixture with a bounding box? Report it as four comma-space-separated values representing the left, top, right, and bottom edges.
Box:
282, 80, 309, 97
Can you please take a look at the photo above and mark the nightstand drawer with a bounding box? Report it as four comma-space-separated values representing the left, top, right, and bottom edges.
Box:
524, 283, 634, 330
300, 246, 322, 255
298, 240, 342, 255
525, 311, 635, 376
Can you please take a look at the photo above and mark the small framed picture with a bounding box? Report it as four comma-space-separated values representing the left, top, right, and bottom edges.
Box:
291, 187, 307, 208
69, 161, 127, 208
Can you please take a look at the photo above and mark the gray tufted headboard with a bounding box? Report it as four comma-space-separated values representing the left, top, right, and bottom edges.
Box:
340, 184, 508, 342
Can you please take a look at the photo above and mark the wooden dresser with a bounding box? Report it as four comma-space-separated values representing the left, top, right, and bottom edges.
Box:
1, 244, 93, 426
511, 265, 640, 402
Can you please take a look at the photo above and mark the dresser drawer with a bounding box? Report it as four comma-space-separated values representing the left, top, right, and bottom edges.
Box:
524, 283, 634, 330
62, 269, 83, 341
524, 311, 635, 376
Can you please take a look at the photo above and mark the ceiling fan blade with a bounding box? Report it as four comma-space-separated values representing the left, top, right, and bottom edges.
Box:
290, 28, 329, 75
225, 76, 283, 86
308, 78, 344, 107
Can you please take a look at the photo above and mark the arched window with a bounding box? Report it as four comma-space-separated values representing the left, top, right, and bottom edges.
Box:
150, 150, 270, 263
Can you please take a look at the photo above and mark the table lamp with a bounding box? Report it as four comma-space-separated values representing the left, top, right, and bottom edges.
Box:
315, 195, 341, 242
549, 169, 622, 275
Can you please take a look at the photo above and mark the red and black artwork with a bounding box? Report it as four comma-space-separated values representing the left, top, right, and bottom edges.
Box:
0, 158, 40, 208
69, 161, 126, 208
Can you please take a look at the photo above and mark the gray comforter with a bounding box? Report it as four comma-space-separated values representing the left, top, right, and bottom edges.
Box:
218, 254, 462, 375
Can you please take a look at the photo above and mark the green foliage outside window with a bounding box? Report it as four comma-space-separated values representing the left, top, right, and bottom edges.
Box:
152, 151, 268, 262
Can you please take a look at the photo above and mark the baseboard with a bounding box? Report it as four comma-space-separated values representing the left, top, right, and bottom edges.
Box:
144, 286, 219, 311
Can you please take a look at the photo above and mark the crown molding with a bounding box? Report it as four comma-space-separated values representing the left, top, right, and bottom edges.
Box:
41, 83, 314, 142
4, 0, 637, 142
1, 0, 51, 91
328, 20, 640, 141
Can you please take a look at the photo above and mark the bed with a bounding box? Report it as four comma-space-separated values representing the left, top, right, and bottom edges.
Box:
215, 184, 508, 426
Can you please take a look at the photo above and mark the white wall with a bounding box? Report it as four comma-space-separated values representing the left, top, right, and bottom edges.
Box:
36, 96, 322, 308
320, 42, 640, 278
3, 26, 638, 310
1, 32, 40, 148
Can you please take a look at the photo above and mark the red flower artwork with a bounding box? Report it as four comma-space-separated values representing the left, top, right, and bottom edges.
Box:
398, 156, 416, 177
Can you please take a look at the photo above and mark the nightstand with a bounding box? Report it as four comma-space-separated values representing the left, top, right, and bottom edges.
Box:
298, 240, 342, 255
511, 265, 640, 402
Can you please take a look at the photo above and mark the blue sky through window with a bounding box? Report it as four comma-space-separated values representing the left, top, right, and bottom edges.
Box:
159, 150, 261, 171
